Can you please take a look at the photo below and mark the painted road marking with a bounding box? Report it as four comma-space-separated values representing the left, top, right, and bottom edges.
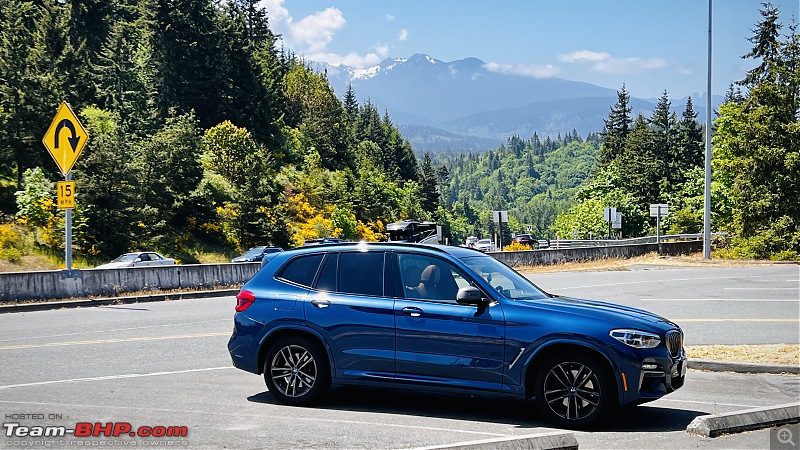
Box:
725, 287, 798, 290
642, 298, 799, 302
0, 331, 229, 350
0, 320, 229, 343
673, 318, 799, 322
0, 366, 234, 390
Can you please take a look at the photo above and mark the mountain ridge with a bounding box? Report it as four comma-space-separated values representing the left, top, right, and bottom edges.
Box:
315, 54, 722, 151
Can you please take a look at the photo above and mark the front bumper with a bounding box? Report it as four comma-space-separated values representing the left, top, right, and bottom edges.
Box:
620, 348, 687, 406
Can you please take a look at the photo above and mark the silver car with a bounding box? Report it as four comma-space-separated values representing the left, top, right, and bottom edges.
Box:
95, 252, 176, 269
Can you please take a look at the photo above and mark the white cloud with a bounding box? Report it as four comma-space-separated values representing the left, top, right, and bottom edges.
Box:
558, 50, 611, 63
559, 49, 667, 75
398, 29, 408, 41
259, 0, 345, 53
259, 0, 392, 68
484, 62, 561, 78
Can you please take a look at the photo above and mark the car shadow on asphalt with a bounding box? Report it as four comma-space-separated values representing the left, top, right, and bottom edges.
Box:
247, 386, 705, 432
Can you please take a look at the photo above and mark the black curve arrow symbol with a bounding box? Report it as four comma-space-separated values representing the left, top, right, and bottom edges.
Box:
54, 119, 81, 153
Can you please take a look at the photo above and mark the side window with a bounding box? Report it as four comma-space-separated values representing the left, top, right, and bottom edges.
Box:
338, 252, 384, 297
315, 253, 338, 292
278, 254, 325, 288
397, 253, 469, 303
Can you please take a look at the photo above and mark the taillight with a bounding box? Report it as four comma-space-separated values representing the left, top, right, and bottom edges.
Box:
235, 290, 255, 312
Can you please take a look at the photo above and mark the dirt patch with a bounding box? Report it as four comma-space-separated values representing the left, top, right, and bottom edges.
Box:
0, 254, 62, 273
686, 344, 800, 366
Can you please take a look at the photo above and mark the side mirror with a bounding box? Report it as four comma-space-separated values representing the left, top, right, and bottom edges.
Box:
456, 286, 485, 306
134, 258, 142, 263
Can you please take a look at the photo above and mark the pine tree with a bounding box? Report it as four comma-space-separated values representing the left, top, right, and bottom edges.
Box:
418, 152, 439, 214
599, 84, 632, 165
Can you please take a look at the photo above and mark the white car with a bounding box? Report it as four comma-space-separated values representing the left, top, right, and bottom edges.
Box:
95, 252, 176, 269
474, 239, 493, 252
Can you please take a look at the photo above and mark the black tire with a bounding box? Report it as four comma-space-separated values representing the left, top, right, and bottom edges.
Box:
533, 354, 615, 428
263, 336, 330, 405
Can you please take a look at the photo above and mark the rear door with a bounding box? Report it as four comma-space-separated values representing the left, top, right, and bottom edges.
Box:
304, 251, 396, 381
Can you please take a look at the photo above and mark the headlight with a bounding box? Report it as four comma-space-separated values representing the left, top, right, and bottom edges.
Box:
609, 329, 661, 349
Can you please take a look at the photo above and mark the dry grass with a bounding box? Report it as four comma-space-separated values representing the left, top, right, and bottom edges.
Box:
0, 254, 66, 273
686, 344, 800, 366
515, 252, 790, 274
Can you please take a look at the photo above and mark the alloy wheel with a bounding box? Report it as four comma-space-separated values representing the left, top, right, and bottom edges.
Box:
270, 344, 318, 398
542, 361, 602, 420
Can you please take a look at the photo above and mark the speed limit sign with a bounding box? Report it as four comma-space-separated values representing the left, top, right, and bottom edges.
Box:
57, 181, 76, 209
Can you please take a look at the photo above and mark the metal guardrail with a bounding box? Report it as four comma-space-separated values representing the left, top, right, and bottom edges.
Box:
548, 233, 726, 249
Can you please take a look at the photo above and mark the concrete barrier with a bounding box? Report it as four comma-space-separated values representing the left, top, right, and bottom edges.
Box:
491, 241, 702, 267
0, 263, 261, 303
0, 241, 701, 303
686, 402, 800, 437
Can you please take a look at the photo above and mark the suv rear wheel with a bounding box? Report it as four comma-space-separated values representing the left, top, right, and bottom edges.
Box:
263, 336, 330, 405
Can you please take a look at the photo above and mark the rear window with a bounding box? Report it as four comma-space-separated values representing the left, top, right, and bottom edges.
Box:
278, 254, 324, 288
338, 252, 384, 297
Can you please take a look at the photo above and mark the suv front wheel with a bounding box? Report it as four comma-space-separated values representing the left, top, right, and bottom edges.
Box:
533, 354, 614, 428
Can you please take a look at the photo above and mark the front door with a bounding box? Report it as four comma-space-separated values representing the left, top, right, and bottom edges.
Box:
393, 253, 505, 392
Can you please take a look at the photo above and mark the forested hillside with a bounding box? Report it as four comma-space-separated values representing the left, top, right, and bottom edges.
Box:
0, 0, 432, 262
0, 1, 797, 264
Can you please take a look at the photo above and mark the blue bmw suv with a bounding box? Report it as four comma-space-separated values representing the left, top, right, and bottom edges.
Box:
228, 242, 686, 428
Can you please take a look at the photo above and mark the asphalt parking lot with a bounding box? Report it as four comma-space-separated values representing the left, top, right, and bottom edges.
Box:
1, 266, 798, 449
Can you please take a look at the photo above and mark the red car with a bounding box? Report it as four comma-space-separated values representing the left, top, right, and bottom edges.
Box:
513, 234, 539, 248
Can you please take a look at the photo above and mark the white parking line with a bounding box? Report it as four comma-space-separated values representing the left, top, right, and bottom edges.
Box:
642, 298, 799, 302
655, 398, 760, 408
0, 366, 234, 390
0, 320, 229, 343
724, 287, 798, 290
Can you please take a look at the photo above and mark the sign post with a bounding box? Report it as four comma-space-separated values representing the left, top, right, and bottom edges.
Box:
493, 210, 508, 251
43, 102, 88, 273
649, 204, 669, 254
603, 207, 616, 239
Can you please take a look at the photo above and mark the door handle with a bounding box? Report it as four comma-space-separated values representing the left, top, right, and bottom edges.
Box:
401, 307, 423, 317
311, 299, 331, 308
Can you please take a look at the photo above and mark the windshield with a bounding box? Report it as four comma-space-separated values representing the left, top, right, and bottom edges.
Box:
111, 253, 138, 263
460, 255, 549, 300
242, 247, 266, 257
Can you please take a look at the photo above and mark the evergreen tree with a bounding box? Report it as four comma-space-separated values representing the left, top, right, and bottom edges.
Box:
599, 84, 632, 165
418, 152, 439, 214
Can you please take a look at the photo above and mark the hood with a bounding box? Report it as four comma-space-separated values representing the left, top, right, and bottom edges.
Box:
519, 295, 679, 332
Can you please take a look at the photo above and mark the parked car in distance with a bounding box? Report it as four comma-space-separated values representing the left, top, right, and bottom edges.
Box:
302, 238, 345, 246
232, 246, 283, 263
537, 239, 551, 249
474, 238, 493, 252
94, 251, 176, 269
228, 242, 686, 428
513, 233, 537, 248
464, 236, 478, 248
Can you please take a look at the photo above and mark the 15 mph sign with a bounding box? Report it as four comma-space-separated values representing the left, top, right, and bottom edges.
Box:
42, 101, 88, 176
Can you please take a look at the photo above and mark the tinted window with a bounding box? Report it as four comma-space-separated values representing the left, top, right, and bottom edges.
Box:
338, 252, 384, 296
315, 253, 338, 292
397, 253, 470, 303
279, 254, 324, 288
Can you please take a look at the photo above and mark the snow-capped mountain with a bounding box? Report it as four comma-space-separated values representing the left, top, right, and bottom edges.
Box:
314, 54, 719, 151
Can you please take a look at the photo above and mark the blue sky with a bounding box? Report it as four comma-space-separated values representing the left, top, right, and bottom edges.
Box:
260, 0, 799, 100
